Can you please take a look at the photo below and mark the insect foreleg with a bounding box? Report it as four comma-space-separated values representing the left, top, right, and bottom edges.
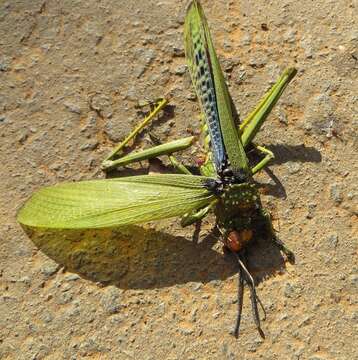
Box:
197, 115, 220, 177
167, 155, 193, 175
180, 200, 217, 227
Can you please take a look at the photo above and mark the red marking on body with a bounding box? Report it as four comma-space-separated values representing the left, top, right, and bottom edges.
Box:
225, 229, 253, 252
196, 156, 206, 167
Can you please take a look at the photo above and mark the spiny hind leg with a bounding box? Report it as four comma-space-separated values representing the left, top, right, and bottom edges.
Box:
240, 67, 297, 147
261, 209, 295, 263
103, 98, 168, 163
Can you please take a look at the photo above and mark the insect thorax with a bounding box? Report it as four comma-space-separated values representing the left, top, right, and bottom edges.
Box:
216, 182, 261, 234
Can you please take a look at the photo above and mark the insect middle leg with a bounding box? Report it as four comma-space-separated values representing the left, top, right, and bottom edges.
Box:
180, 200, 217, 227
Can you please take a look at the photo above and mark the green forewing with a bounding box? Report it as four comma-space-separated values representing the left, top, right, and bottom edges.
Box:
17, 174, 216, 229
184, 0, 249, 176
184, 1, 227, 172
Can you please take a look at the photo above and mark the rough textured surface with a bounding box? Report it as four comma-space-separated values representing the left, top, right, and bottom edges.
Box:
1, 0, 357, 359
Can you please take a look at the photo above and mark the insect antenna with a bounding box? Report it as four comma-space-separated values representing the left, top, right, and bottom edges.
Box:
232, 251, 265, 339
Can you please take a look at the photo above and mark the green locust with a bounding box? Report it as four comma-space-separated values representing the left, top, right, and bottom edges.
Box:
17, 0, 297, 338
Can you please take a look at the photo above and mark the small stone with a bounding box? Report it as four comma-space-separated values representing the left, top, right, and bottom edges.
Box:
286, 162, 301, 174
223, 40, 232, 51
278, 312, 288, 321
186, 92, 197, 101
330, 183, 343, 204
240, 33, 251, 46
234, 69, 247, 85
41, 312, 53, 323
190, 308, 198, 322
18, 131, 29, 144
101, 286, 122, 314
349, 274, 358, 287
278, 110, 288, 125
80, 140, 99, 151
110, 314, 124, 325
284, 282, 300, 298
90, 94, 112, 118
49, 162, 62, 171
172, 46, 185, 57
157, 302, 165, 316
57, 291, 73, 305
0, 56, 11, 71
16, 276, 31, 286
298, 315, 312, 327
40, 262, 60, 277
142, 48, 156, 65
64, 102, 82, 114
212, 311, 221, 319
65, 274, 81, 281
327, 234, 338, 248
192, 283, 202, 291
174, 64, 187, 75
283, 29, 296, 43
66, 306, 80, 317
248, 54, 267, 68
180, 327, 194, 335
104, 118, 128, 142
135, 64, 146, 78
306, 203, 317, 219
221, 58, 236, 73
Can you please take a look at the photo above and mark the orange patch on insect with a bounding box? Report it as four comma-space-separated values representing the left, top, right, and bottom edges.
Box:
195, 156, 206, 167
225, 229, 253, 252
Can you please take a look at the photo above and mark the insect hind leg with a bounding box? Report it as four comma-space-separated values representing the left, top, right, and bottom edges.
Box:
103, 98, 168, 164
261, 209, 295, 263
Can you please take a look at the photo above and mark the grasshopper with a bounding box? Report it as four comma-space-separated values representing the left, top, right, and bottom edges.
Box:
17, 0, 297, 338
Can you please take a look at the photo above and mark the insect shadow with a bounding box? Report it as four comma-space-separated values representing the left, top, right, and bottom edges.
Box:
268, 143, 322, 165
23, 223, 288, 289
263, 144, 322, 199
